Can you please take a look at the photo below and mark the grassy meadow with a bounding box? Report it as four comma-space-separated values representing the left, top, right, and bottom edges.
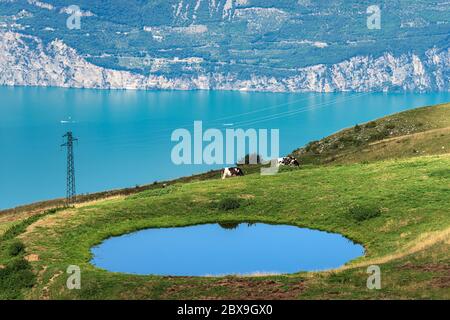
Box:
0, 103, 449, 300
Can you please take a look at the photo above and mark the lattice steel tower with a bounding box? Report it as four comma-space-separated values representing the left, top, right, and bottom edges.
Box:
61, 131, 78, 204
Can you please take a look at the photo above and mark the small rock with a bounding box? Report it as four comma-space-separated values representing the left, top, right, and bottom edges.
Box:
25, 254, 39, 262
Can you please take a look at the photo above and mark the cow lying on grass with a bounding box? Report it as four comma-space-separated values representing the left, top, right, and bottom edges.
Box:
278, 156, 300, 167
222, 167, 245, 179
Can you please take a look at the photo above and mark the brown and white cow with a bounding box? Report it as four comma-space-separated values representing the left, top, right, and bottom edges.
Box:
221, 167, 245, 179
277, 156, 300, 167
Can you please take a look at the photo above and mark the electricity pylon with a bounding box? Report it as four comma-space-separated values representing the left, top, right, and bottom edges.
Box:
61, 131, 78, 204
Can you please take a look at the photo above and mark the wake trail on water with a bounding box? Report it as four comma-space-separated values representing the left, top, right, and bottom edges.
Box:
82, 93, 369, 146
229, 92, 371, 128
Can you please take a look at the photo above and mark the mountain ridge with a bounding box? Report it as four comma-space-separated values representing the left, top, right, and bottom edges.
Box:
0, 0, 449, 91
0, 31, 448, 92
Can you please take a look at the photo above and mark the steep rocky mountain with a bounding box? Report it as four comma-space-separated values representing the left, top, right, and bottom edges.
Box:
0, 0, 448, 91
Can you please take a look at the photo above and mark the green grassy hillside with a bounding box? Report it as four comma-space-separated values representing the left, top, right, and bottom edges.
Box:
293, 102, 450, 164
0, 103, 449, 300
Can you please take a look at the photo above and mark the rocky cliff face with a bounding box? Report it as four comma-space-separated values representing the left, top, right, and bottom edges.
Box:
0, 31, 448, 92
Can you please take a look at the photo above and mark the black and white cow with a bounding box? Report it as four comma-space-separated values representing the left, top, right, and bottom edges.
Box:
222, 167, 245, 179
278, 156, 300, 167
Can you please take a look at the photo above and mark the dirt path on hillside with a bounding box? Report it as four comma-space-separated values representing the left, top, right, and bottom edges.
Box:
368, 126, 450, 147
340, 226, 450, 271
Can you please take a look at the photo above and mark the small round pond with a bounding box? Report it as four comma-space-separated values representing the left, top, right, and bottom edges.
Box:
91, 223, 364, 276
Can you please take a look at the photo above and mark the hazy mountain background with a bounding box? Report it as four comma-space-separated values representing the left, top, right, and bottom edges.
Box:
0, 0, 449, 91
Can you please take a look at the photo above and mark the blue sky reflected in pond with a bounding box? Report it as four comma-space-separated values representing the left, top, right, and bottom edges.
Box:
91, 223, 365, 276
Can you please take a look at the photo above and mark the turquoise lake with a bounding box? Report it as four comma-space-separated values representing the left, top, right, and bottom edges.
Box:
91, 223, 365, 276
1, 86, 449, 209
